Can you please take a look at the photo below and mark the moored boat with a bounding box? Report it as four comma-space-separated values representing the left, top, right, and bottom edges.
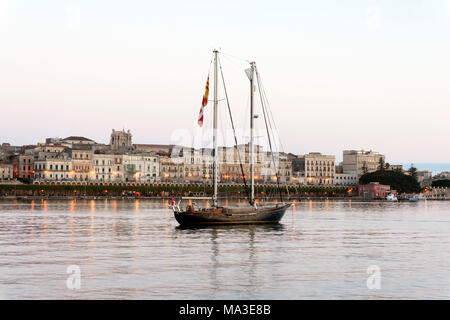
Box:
172, 50, 291, 226
386, 193, 398, 201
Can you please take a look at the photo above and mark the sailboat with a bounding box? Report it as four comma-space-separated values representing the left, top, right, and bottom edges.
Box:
173, 50, 291, 226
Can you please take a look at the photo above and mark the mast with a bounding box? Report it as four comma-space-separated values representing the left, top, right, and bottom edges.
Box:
212, 50, 219, 207
249, 61, 256, 205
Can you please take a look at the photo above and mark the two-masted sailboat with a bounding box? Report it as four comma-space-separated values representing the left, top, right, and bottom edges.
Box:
173, 50, 291, 226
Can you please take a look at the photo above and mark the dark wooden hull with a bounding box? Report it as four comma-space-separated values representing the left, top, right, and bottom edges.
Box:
174, 203, 290, 226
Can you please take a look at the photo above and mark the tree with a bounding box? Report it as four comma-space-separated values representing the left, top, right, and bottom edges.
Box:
362, 161, 368, 174
408, 164, 418, 181
432, 179, 450, 188
359, 169, 421, 193
378, 157, 385, 171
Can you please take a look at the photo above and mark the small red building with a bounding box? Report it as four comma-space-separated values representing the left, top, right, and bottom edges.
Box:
358, 182, 390, 199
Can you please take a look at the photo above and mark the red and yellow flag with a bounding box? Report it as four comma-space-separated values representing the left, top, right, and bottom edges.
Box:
198, 75, 210, 127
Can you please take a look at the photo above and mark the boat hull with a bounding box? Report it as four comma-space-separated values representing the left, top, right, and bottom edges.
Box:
174, 203, 290, 226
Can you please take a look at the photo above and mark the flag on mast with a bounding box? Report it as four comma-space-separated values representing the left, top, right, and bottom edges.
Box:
197, 75, 210, 127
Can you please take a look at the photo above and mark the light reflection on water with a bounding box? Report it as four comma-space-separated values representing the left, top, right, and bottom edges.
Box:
0, 199, 450, 299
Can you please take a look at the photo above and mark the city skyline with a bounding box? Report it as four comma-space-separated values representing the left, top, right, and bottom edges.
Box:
1, 1, 449, 164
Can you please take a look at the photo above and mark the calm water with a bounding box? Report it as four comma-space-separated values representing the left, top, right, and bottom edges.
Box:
0, 198, 450, 299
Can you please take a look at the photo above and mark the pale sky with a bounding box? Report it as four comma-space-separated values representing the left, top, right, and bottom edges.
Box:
0, 0, 449, 163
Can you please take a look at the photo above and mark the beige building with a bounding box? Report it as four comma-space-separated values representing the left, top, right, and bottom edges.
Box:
34, 154, 73, 181
110, 129, 132, 151
342, 150, 385, 177
160, 156, 184, 182
0, 163, 13, 180
71, 147, 93, 181
182, 148, 213, 182
424, 187, 449, 200
218, 145, 264, 183
294, 152, 335, 185
261, 153, 292, 183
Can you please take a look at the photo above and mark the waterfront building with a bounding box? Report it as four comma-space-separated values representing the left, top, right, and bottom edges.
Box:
424, 187, 449, 200
182, 147, 213, 182
34, 154, 72, 181
261, 153, 292, 183
219, 145, 264, 183
291, 171, 305, 184
342, 150, 385, 177
293, 152, 335, 185
358, 182, 391, 199
93, 154, 118, 182
70, 146, 93, 181
0, 163, 13, 180
160, 156, 184, 182
335, 172, 358, 186
12, 154, 34, 179
122, 154, 160, 182
110, 129, 132, 151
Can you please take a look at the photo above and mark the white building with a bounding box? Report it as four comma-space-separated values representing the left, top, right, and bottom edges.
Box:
335, 172, 358, 186
34, 155, 73, 181
93, 154, 122, 182
123, 154, 159, 182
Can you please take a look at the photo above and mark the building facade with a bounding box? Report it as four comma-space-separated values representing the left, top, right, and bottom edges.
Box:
13, 154, 34, 179
71, 147, 93, 181
0, 163, 13, 180
342, 150, 385, 177
110, 129, 132, 151
335, 172, 358, 186
34, 155, 73, 181
358, 182, 390, 199
294, 152, 335, 185
122, 154, 159, 182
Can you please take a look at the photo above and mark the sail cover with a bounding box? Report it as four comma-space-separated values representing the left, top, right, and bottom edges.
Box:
197, 75, 210, 127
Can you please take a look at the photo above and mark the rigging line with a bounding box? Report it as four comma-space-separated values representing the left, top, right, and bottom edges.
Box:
220, 54, 248, 73
255, 68, 283, 203
261, 87, 291, 199
218, 55, 251, 204
257, 71, 286, 154
256, 69, 291, 200
219, 50, 251, 64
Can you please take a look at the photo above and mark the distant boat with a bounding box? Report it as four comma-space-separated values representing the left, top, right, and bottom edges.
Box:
172, 50, 291, 226
386, 193, 398, 201
406, 194, 426, 202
